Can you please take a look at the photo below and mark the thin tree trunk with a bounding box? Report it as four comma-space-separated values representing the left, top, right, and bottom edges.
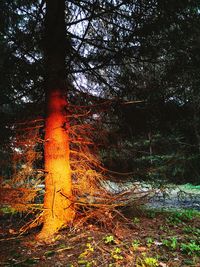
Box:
36, 0, 74, 240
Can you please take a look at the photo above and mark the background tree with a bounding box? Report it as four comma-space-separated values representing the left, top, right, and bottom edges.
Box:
101, 0, 200, 184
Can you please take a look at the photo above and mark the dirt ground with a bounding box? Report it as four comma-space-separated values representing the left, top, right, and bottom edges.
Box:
0, 208, 200, 267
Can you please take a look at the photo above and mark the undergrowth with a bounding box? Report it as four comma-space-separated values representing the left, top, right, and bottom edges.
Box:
0, 207, 199, 266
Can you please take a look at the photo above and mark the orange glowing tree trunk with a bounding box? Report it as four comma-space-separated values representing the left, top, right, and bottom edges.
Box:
37, 0, 74, 240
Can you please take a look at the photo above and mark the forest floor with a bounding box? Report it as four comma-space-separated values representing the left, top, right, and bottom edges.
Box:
0, 207, 200, 267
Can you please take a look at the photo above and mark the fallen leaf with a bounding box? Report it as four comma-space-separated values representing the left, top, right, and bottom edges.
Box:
135, 246, 147, 252
9, 229, 17, 234
159, 262, 168, 267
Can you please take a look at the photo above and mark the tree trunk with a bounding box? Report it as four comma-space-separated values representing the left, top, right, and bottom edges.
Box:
36, 0, 74, 240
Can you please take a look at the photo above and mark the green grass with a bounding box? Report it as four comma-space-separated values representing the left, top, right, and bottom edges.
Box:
182, 183, 200, 190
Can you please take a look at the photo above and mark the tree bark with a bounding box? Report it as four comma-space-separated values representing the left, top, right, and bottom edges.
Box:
36, 0, 74, 240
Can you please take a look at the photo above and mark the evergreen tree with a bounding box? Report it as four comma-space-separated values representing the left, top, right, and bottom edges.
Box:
1, 0, 200, 241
